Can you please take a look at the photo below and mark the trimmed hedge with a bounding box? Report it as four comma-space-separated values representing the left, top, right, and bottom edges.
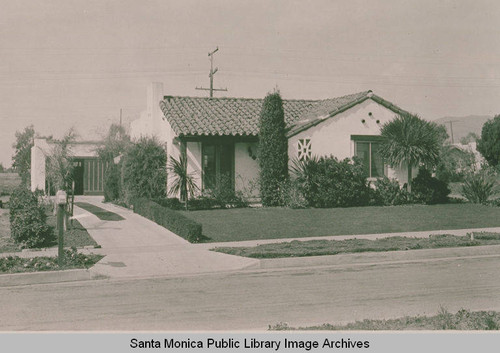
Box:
131, 197, 202, 243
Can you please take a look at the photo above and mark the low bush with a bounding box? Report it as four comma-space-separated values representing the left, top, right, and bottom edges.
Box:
412, 168, 450, 204
371, 177, 410, 206
203, 174, 248, 209
154, 197, 184, 210
131, 197, 203, 243
292, 156, 370, 208
103, 162, 122, 202
9, 187, 54, 248
461, 168, 497, 204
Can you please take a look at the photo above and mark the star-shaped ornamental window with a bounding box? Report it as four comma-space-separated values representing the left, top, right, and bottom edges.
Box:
297, 138, 312, 161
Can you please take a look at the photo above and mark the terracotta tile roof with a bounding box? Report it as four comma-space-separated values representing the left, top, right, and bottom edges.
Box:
159, 90, 404, 137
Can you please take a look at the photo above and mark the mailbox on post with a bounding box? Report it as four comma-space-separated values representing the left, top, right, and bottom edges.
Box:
55, 190, 67, 267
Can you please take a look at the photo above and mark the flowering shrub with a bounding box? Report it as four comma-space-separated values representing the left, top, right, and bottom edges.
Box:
9, 187, 54, 248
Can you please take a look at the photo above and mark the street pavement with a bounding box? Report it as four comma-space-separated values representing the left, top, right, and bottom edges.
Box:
1, 253, 500, 330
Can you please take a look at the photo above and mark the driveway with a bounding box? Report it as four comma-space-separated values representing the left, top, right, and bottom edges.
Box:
73, 196, 258, 279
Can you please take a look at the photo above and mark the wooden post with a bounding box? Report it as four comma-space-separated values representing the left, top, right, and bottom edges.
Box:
57, 203, 65, 267
55, 190, 67, 267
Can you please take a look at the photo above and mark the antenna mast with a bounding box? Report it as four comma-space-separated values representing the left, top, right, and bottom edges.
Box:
196, 47, 228, 97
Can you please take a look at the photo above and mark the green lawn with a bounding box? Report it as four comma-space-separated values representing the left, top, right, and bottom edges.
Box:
181, 204, 500, 242
213, 233, 500, 258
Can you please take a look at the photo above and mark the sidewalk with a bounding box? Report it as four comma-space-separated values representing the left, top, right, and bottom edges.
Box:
74, 196, 259, 279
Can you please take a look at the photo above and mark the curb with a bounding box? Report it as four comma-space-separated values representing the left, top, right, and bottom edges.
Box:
0, 269, 95, 287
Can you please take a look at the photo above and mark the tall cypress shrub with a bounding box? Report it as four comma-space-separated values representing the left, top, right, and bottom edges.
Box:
258, 91, 288, 206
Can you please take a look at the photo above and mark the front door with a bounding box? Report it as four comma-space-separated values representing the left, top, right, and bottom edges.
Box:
202, 143, 234, 191
72, 159, 84, 195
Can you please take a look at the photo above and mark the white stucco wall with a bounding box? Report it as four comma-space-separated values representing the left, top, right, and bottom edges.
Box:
31, 143, 47, 192
130, 82, 170, 143
30, 139, 102, 193
288, 98, 413, 184
234, 142, 260, 197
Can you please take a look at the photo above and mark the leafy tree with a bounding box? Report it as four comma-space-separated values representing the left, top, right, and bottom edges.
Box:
379, 113, 442, 193
167, 155, 199, 209
12, 125, 35, 185
477, 115, 500, 167
96, 123, 131, 163
258, 91, 288, 206
460, 132, 479, 145
98, 124, 132, 202
0, 163, 4, 173
122, 137, 167, 201
45, 130, 76, 194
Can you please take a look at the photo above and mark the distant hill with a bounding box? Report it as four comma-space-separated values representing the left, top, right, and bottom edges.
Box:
433, 115, 492, 143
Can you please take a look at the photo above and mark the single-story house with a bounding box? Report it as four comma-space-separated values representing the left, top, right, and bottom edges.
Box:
130, 83, 417, 197
31, 139, 108, 195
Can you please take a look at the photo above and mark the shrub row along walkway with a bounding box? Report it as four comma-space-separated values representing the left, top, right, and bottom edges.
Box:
73, 196, 258, 279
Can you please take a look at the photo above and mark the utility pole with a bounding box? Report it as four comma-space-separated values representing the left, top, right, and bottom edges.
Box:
119, 108, 122, 127
196, 47, 228, 97
444, 120, 459, 144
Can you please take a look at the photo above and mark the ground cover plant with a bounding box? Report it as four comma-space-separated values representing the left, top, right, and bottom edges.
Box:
0, 248, 103, 274
45, 216, 99, 249
269, 308, 500, 330
74, 202, 124, 221
212, 232, 500, 258
181, 203, 500, 243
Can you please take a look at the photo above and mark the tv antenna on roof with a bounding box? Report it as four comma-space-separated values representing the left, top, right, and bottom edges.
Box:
195, 47, 228, 98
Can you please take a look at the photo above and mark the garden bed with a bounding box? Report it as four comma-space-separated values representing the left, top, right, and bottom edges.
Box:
0, 248, 103, 274
182, 204, 500, 242
212, 232, 500, 258
269, 308, 500, 330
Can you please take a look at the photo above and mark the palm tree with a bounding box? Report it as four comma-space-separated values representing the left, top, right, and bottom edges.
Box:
379, 113, 442, 193
167, 155, 199, 209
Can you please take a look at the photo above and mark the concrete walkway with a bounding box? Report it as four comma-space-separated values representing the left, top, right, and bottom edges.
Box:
73, 196, 259, 279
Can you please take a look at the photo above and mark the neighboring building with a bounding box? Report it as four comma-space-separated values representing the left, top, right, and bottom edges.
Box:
31, 139, 107, 195
131, 83, 416, 197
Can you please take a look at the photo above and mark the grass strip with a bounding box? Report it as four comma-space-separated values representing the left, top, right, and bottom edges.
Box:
269, 308, 500, 330
212, 232, 500, 258
75, 202, 124, 221
181, 204, 500, 242
0, 248, 103, 274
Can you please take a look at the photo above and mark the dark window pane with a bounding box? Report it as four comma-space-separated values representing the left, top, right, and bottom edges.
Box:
356, 142, 370, 177
371, 143, 384, 178
203, 144, 216, 190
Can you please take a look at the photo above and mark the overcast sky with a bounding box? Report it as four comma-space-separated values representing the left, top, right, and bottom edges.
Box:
1, 0, 500, 167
